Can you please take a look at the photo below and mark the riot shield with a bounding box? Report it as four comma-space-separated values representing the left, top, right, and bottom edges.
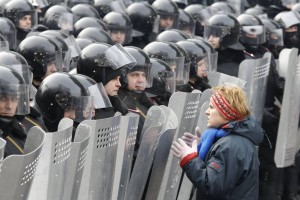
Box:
144, 105, 178, 200
78, 115, 122, 200
62, 124, 91, 200
157, 92, 201, 200
0, 126, 46, 200
275, 48, 300, 168
28, 118, 73, 200
125, 106, 166, 200
0, 138, 5, 166
195, 89, 211, 130
112, 114, 139, 200
207, 71, 246, 88
238, 52, 271, 123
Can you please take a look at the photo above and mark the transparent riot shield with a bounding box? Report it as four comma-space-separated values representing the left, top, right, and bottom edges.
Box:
28, 118, 73, 200
62, 124, 91, 200
0, 126, 46, 200
0, 138, 5, 165
275, 48, 300, 168
111, 113, 139, 200
125, 106, 166, 200
195, 89, 211, 130
78, 115, 122, 200
207, 71, 246, 88
238, 52, 271, 123
145, 105, 178, 200
157, 92, 201, 200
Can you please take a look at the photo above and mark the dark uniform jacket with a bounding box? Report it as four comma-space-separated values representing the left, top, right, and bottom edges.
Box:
183, 117, 264, 200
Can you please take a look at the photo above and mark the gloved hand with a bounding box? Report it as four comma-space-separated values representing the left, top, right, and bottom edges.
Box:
182, 127, 201, 147
171, 138, 198, 159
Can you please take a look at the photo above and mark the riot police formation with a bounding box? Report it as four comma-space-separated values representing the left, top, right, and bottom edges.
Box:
1, 0, 300, 199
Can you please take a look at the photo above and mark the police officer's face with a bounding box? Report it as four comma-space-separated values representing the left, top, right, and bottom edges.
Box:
64, 108, 76, 119
43, 62, 58, 79
196, 59, 208, 78
285, 25, 298, 33
0, 95, 18, 117
160, 16, 174, 29
127, 71, 147, 91
208, 35, 221, 49
104, 76, 121, 96
205, 99, 228, 128
19, 15, 32, 30
110, 30, 126, 44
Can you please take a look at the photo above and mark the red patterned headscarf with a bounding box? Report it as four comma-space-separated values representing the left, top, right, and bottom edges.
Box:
211, 91, 242, 121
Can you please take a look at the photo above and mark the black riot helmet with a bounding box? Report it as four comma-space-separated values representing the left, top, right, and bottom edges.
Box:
35, 72, 94, 129
184, 4, 215, 37
0, 33, 8, 51
126, 2, 159, 39
17, 35, 62, 81
94, 0, 126, 18
0, 17, 17, 50
261, 18, 284, 46
152, 0, 179, 31
143, 41, 188, 85
66, 0, 93, 8
204, 13, 241, 50
237, 13, 266, 46
178, 9, 195, 35
3, 0, 37, 31
145, 58, 175, 102
0, 51, 31, 85
257, 0, 283, 7
77, 43, 125, 85
73, 17, 108, 37
103, 11, 132, 45
75, 38, 95, 50
77, 27, 114, 45
156, 29, 190, 43
71, 4, 100, 20
0, 65, 30, 116
123, 46, 153, 88
176, 40, 208, 79
210, 2, 237, 14
43, 5, 75, 34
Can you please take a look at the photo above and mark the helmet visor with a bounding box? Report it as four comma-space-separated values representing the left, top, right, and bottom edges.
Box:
0, 84, 30, 115
241, 25, 266, 45
0, 41, 9, 51
55, 94, 94, 122
64, 35, 81, 58
104, 44, 137, 70
87, 83, 112, 109
58, 13, 74, 33
33, 50, 63, 74
204, 25, 231, 39
159, 70, 176, 93
163, 56, 187, 85
267, 29, 284, 46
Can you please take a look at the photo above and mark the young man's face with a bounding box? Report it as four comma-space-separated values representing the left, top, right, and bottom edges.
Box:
208, 35, 221, 49
110, 30, 126, 44
104, 76, 121, 96
0, 95, 18, 117
43, 62, 58, 80
160, 16, 174, 30
196, 58, 208, 78
127, 71, 147, 91
19, 15, 32, 30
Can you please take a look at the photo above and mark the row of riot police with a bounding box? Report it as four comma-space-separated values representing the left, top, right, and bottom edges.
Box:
0, 0, 300, 199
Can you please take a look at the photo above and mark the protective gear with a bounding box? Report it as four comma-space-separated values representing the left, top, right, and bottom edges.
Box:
35, 72, 93, 131
77, 27, 114, 45
123, 46, 153, 88
237, 13, 266, 46
261, 18, 284, 47
152, 0, 179, 31
0, 65, 30, 115
75, 37, 94, 50
71, 4, 100, 20
156, 29, 190, 43
43, 5, 75, 34
178, 9, 195, 35
94, 0, 126, 18
184, 4, 208, 37
0, 33, 8, 51
145, 58, 175, 106
210, 1, 237, 14
66, 0, 93, 8
126, 2, 159, 40
0, 17, 16, 50
73, 17, 108, 37
17, 35, 62, 82
204, 13, 241, 50
3, 0, 37, 31
77, 43, 125, 85
143, 41, 188, 85
103, 11, 132, 44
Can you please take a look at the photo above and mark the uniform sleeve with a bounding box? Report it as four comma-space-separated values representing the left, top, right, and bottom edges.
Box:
182, 139, 246, 198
